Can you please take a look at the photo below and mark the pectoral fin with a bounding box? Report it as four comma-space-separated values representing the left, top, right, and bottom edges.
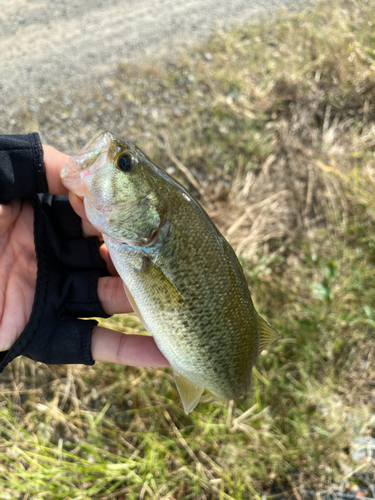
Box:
123, 285, 151, 334
173, 370, 204, 414
258, 314, 280, 353
139, 256, 184, 309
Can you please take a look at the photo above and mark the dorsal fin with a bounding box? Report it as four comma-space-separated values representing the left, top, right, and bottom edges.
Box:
173, 370, 204, 414
258, 315, 280, 353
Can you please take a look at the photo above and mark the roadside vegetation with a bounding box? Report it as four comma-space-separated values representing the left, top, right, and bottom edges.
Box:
1, 0, 374, 498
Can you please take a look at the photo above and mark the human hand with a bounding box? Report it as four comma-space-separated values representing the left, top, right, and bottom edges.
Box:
0, 144, 168, 368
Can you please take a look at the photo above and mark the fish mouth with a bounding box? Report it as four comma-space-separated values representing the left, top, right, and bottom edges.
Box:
60, 165, 86, 198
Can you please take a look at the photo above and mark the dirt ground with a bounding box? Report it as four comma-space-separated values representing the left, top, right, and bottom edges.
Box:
0, 0, 311, 111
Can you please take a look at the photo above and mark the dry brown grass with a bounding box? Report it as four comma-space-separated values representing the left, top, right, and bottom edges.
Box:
0, 0, 374, 498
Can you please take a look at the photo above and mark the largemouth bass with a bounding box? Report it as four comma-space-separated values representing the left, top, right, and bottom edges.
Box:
61, 131, 279, 413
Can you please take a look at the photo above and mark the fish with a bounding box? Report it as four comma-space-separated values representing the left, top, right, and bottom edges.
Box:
61, 131, 279, 414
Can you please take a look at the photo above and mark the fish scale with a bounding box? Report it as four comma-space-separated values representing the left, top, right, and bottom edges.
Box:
61, 130, 279, 413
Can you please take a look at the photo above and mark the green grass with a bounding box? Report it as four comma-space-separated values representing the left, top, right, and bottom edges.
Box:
2, 0, 375, 498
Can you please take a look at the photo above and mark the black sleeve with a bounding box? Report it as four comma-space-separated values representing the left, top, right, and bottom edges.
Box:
0, 133, 48, 203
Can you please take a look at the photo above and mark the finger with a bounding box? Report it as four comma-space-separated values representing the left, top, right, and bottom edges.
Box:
43, 145, 70, 195
68, 192, 105, 239
98, 245, 119, 276
68, 192, 92, 227
69, 191, 100, 237
98, 277, 132, 315
91, 327, 170, 367
82, 219, 102, 239
69, 192, 119, 276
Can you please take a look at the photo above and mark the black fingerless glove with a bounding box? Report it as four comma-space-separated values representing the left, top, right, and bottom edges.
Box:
0, 133, 47, 203
0, 133, 110, 372
0, 194, 110, 372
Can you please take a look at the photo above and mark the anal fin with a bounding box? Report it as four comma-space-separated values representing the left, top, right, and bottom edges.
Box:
173, 370, 204, 414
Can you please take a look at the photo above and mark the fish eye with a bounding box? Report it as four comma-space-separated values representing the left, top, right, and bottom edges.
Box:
117, 153, 134, 172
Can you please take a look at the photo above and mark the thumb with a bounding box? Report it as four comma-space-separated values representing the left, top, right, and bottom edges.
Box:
42, 145, 70, 195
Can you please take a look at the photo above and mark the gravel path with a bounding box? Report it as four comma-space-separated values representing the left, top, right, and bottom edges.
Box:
0, 0, 311, 105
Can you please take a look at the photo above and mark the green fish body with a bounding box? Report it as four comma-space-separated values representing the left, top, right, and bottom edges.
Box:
61, 131, 278, 413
